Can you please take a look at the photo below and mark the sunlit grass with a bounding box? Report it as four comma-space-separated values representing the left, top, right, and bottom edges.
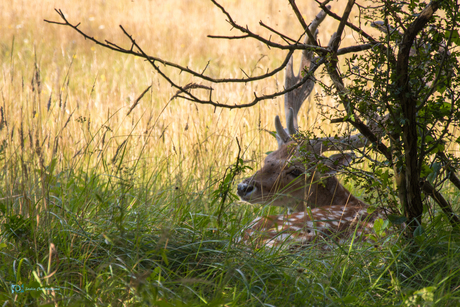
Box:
1, 0, 460, 305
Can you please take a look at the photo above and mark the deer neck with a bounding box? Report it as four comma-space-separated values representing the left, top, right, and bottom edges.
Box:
305, 176, 367, 209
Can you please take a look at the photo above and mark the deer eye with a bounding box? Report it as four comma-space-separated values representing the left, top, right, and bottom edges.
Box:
288, 169, 303, 177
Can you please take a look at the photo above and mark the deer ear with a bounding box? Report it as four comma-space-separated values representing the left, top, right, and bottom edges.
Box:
324, 152, 355, 174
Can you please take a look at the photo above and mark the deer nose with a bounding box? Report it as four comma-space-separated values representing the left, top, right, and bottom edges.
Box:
237, 183, 254, 196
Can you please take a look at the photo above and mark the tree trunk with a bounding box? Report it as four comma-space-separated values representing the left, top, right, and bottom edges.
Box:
395, 1, 440, 230
402, 98, 424, 228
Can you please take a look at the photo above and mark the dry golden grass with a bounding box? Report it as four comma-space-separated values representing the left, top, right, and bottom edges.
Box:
1, 0, 372, 193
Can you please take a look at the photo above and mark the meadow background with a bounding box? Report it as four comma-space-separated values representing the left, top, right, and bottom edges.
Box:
1, 0, 459, 306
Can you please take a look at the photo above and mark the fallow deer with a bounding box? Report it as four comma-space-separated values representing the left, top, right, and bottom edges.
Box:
237, 8, 387, 248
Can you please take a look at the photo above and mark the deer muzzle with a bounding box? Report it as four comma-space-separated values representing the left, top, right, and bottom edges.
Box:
237, 182, 256, 199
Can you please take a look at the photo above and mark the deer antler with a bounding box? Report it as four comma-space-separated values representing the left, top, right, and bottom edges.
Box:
275, 8, 328, 148
275, 9, 385, 154
284, 9, 327, 129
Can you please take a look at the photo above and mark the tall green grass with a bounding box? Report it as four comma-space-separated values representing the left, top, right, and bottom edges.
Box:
1, 0, 460, 306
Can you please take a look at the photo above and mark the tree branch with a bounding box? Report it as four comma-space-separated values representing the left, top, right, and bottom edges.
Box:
288, 0, 318, 46
45, 9, 301, 85
316, 0, 378, 44
118, 22, 324, 109
422, 180, 460, 227
210, 0, 328, 54
331, 0, 355, 52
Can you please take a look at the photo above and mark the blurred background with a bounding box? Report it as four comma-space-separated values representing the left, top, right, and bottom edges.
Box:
0, 0, 360, 184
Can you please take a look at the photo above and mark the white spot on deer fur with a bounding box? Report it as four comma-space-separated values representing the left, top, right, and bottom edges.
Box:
332, 221, 340, 227
295, 212, 305, 219
276, 233, 291, 241
295, 232, 309, 239
278, 216, 286, 221
358, 209, 368, 215
333, 212, 343, 218
283, 222, 292, 226
296, 235, 311, 243
305, 221, 314, 228
293, 236, 304, 242
290, 226, 301, 231
252, 217, 262, 223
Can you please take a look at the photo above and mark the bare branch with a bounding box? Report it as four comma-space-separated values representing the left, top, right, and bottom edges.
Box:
207, 34, 250, 40
45, 9, 303, 85
331, 0, 355, 52
315, 1, 378, 44
210, 0, 328, 53
259, 21, 298, 44
288, 0, 318, 46
337, 43, 374, 55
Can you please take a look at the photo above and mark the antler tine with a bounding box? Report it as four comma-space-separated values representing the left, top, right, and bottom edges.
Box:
284, 56, 300, 134
285, 57, 295, 89
327, 32, 340, 50
275, 115, 291, 147
298, 7, 328, 77
286, 107, 296, 135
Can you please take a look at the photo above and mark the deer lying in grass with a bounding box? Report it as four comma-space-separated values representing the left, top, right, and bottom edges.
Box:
236, 108, 386, 248
237, 8, 386, 248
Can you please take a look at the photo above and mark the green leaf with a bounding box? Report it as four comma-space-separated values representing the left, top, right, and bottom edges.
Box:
427, 162, 441, 183
432, 143, 445, 154
420, 163, 432, 177
446, 30, 460, 46
373, 218, 389, 236
414, 225, 424, 237
366, 207, 376, 214
388, 214, 407, 225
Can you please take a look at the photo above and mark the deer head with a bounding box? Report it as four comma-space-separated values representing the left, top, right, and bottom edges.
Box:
237, 8, 369, 212
237, 117, 368, 211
